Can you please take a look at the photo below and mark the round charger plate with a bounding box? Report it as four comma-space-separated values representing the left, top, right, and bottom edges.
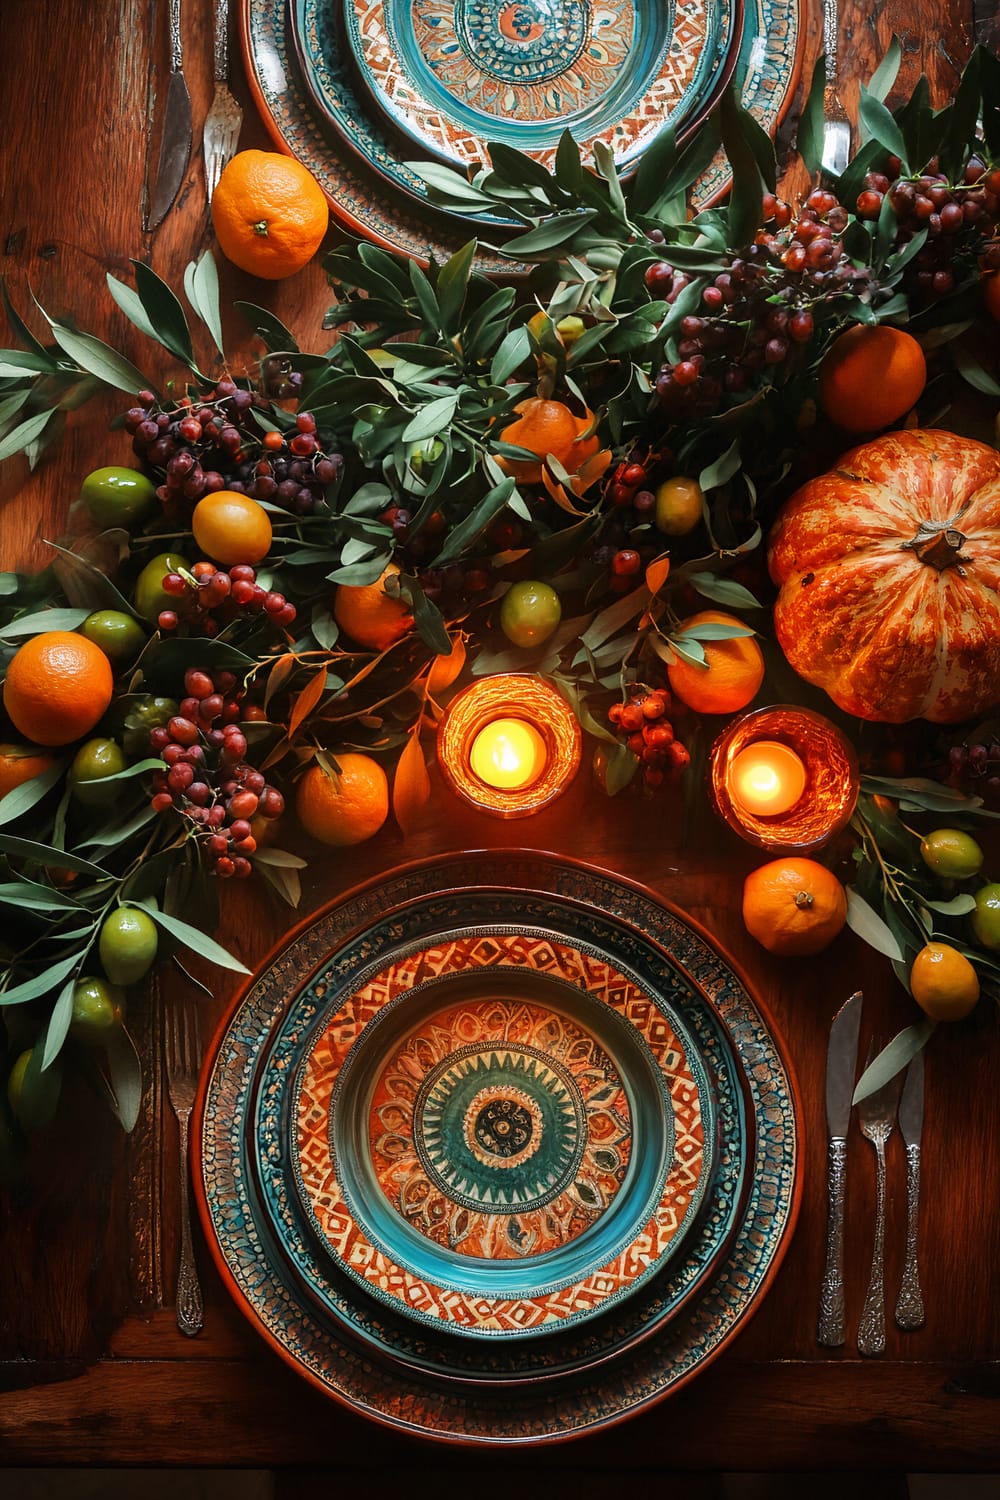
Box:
196, 851, 801, 1442
282, 925, 717, 1338
334, 0, 736, 174
242, 0, 802, 260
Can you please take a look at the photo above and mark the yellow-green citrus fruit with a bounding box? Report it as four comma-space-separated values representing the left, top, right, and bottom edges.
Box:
120, 696, 179, 759
79, 609, 147, 666
919, 828, 985, 880
7, 1047, 62, 1130
69, 976, 126, 1045
654, 476, 704, 535
69, 738, 127, 804
499, 580, 562, 648
98, 906, 159, 986
134, 553, 190, 623
909, 941, 980, 1021
81, 466, 157, 529
971, 883, 1000, 951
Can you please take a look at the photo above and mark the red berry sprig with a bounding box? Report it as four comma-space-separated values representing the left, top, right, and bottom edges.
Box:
157, 561, 297, 636
607, 686, 691, 790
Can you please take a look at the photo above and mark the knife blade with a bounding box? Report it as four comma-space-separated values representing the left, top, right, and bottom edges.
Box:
817, 990, 863, 1346
144, 0, 192, 231
894, 1048, 925, 1330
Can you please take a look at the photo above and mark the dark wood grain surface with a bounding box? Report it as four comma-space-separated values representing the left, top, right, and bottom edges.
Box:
2, 0, 999, 1471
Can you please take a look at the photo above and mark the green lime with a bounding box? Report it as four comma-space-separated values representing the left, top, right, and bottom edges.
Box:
69, 738, 127, 804
81, 466, 157, 530
134, 552, 189, 622
7, 1046, 62, 1130
499, 580, 562, 649
69, 976, 126, 1045
98, 906, 159, 986
80, 609, 147, 666
654, 477, 704, 536
971, 882, 1000, 950
120, 695, 179, 758
919, 827, 985, 880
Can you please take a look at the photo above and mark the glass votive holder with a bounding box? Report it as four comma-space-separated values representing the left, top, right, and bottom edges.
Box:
708, 704, 860, 852
437, 673, 582, 818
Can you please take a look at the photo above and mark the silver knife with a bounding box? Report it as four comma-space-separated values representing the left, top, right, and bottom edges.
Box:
144, 0, 192, 231
894, 1049, 925, 1330
817, 990, 863, 1346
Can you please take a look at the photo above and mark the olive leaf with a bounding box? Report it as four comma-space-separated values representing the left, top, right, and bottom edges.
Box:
852, 1020, 935, 1105
133, 901, 251, 975
845, 887, 906, 961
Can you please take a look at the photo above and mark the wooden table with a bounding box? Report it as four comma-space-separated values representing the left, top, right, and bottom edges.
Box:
2, 0, 1000, 1476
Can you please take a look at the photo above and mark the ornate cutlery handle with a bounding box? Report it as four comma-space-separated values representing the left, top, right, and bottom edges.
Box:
213, 0, 230, 82
858, 1136, 888, 1356
895, 1142, 925, 1330
822, 0, 839, 103
175, 1106, 204, 1337
168, 0, 183, 73
818, 1136, 848, 1346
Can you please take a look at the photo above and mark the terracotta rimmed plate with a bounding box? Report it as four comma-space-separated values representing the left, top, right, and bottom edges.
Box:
196, 851, 801, 1442
328, 0, 738, 174
242, 0, 802, 260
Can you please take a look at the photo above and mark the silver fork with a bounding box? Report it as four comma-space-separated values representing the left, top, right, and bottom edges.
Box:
857, 1056, 904, 1356
164, 998, 204, 1336
203, 0, 243, 203
821, 0, 851, 175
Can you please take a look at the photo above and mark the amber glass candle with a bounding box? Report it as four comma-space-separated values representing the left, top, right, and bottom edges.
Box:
438, 674, 581, 817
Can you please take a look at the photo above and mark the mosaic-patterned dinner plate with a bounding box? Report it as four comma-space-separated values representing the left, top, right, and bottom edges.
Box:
330, 0, 737, 174
196, 852, 801, 1442
242, 0, 802, 261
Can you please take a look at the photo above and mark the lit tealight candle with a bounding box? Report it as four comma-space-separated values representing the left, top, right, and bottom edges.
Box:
469, 718, 547, 791
729, 740, 807, 818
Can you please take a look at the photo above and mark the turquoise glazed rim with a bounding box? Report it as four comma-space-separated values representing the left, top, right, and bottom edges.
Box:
336, 0, 733, 173
196, 851, 801, 1441
277, 919, 718, 1338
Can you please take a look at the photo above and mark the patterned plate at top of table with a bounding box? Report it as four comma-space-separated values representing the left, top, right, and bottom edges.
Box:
281, 925, 717, 1338
335, 0, 737, 174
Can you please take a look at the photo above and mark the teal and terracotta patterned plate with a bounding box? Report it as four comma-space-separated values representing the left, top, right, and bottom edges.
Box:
332, 0, 736, 174
196, 852, 800, 1441
242, 0, 802, 259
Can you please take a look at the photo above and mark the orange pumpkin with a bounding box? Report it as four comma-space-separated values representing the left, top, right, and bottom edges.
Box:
767, 429, 1000, 724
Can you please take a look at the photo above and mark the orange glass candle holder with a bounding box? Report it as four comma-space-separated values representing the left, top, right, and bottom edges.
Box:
438, 674, 582, 817
708, 705, 859, 852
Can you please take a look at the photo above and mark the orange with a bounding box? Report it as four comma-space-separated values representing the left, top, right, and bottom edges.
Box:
211, 150, 329, 280
192, 491, 273, 566
426, 633, 467, 694
666, 611, 764, 715
0, 743, 55, 799
817, 324, 926, 433
334, 562, 414, 651
295, 753, 389, 846
742, 857, 848, 956
497, 397, 600, 485
983, 272, 1000, 322
3, 631, 114, 747
909, 941, 980, 1020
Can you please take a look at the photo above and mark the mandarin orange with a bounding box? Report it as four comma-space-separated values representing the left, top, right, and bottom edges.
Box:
817, 324, 926, 433
212, 150, 329, 280
3, 632, 113, 747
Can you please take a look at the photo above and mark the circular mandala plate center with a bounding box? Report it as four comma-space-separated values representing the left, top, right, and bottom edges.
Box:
451, 0, 592, 84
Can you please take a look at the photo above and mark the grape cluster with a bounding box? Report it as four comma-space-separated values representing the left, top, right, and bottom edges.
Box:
148, 668, 284, 878
608, 686, 690, 789
941, 735, 1000, 805
157, 561, 298, 636
125, 382, 342, 520
873, 157, 1000, 301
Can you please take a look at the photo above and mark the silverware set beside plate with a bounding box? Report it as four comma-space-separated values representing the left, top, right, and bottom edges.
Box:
143, 0, 242, 231
818, 992, 925, 1354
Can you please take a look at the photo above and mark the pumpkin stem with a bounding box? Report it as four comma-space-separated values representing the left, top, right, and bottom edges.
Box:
905, 519, 968, 571
794, 890, 814, 910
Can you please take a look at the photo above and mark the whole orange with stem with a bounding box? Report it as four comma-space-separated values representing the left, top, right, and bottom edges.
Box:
909, 941, 980, 1020
212, 150, 329, 280
334, 562, 414, 651
666, 611, 764, 715
3, 632, 114, 747
817, 324, 926, 433
742, 857, 847, 956
192, 491, 273, 566
0, 743, 55, 799
295, 753, 389, 846
497, 397, 600, 485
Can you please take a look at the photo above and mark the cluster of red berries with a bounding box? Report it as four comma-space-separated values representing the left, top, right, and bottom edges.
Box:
874, 156, 1000, 301
148, 668, 285, 878
125, 382, 342, 521
157, 561, 297, 637
607, 686, 691, 790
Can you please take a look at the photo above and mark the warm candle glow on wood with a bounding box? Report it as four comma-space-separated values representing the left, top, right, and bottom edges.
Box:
469, 718, 547, 791
729, 740, 807, 817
